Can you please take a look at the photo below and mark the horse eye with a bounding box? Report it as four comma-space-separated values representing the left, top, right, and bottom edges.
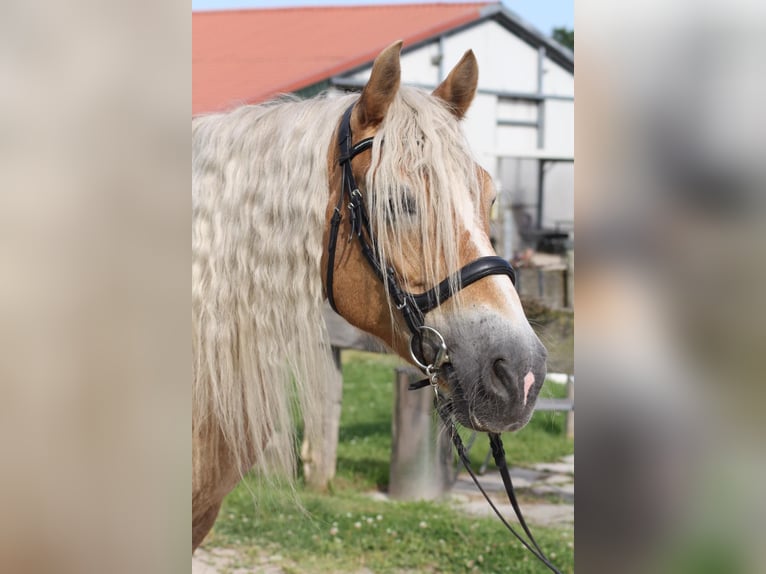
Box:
402, 193, 417, 215
385, 188, 416, 218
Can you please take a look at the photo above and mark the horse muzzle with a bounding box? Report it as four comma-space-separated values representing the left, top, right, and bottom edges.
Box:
430, 314, 547, 433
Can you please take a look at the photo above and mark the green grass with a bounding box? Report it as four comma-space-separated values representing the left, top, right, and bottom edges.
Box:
209, 480, 573, 574
335, 351, 402, 489
202, 351, 574, 573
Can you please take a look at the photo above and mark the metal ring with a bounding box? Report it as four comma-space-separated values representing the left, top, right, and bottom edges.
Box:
409, 325, 449, 371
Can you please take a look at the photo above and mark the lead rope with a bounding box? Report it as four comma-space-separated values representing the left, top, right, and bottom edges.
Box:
434, 397, 564, 574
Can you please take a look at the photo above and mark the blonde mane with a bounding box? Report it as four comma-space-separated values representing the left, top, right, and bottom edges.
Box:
193, 94, 354, 485
191, 87, 479, 487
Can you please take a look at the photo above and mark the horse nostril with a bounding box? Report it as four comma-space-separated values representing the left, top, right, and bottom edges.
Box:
489, 358, 511, 400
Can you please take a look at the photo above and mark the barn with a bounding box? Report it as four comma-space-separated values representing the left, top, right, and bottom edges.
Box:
193, 1, 573, 289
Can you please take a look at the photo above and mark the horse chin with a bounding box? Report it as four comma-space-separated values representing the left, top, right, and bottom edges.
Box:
451, 404, 532, 434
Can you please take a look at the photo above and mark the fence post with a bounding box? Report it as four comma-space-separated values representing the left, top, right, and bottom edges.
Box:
301, 346, 343, 491
389, 367, 455, 500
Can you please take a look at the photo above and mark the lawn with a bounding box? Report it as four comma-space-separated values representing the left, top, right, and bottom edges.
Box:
201, 350, 574, 573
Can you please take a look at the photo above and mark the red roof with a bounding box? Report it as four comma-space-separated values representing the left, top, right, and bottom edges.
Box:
193, 2, 494, 114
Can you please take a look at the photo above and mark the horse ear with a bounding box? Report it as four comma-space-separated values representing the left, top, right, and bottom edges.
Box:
354, 41, 402, 128
432, 50, 479, 119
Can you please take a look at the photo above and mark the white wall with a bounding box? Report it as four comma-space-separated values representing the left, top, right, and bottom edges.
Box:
349, 43, 440, 86
543, 99, 575, 156
497, 99, 538, 122
543, 56, 574, 97
542, 162, 574, 229
443, 20, 539, 94
461, 92, 498, 173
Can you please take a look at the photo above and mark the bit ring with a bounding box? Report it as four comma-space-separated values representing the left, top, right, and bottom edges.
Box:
409, 325, 449, 372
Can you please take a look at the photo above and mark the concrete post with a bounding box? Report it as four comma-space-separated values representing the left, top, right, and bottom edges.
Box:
389, 367, 455, 500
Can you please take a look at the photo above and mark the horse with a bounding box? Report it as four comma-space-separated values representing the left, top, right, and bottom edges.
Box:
192, 41, 547, 551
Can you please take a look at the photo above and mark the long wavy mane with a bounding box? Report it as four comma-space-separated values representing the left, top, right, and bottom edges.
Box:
192, 94, 354, 485
191, 86, 479, 487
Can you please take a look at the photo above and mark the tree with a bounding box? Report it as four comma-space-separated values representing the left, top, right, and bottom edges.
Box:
552, 27, 574, 51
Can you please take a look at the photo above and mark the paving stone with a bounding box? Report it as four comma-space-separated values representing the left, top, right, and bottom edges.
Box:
451, 457, 574, 522
452, 467, 543, 493
532, 461, 574, 475
543, 474, 572, 484
509, 467, 547, 483
193, 547, 286, 574
557, 483, 574, 496
458, 499, 573, 526
520, 503, 574, 525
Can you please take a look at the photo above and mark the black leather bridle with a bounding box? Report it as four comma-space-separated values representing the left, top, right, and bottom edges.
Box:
325, 102, 562, 574
326, 103, 516, 365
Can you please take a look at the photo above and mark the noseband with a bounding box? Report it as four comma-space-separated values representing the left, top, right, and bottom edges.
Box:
326, 103, 516, 381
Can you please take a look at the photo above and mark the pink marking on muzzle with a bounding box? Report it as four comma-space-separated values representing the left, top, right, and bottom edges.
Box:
523, 371, 535, 404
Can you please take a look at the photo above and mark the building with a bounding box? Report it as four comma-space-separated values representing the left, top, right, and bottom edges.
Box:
193, 2, 573, 259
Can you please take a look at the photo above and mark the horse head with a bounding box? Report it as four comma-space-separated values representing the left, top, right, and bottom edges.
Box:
323, 42, 547, 433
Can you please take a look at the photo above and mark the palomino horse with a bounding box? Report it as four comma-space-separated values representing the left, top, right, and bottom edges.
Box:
192, 42, 547, 551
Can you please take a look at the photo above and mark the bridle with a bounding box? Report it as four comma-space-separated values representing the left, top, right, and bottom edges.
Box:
325, 102, 562, 574
326, 103, 516, 381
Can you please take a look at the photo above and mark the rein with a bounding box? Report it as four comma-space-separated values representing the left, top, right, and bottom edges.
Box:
436, 402, 563, 574
326, 102, 561, 573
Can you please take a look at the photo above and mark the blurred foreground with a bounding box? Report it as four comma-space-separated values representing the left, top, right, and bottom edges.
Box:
577, 1, 766, 572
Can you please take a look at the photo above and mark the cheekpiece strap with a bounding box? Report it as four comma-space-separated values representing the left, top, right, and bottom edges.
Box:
337, 104, 374, 165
